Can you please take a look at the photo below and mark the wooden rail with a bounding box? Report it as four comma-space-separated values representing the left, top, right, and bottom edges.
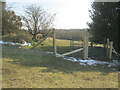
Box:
31, 30, 53, 50
57, 48, 83, 57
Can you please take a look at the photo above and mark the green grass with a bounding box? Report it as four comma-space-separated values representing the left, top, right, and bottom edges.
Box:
2, 45, 119, 88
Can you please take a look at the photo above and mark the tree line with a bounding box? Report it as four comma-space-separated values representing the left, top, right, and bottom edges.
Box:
88, 2, 119, 52
1, 1, 119, 52
54, 29, 88, 41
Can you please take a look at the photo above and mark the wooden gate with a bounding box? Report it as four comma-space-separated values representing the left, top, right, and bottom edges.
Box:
52, 28, 89, 59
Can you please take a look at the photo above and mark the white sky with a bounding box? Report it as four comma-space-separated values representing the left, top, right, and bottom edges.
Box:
6, 0, 93, 29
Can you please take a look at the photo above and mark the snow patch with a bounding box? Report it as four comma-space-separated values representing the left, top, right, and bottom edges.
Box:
45, 52, 53, 54
0, 41, 31, 46
21, 41, 31, 46
46, 51, 119, 67
18, 47, 22, 48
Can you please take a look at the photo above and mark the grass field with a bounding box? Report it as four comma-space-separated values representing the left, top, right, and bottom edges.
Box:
2, 44, 119, 88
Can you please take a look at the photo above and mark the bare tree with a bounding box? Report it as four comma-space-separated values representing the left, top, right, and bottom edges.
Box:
22, 4, 55, 39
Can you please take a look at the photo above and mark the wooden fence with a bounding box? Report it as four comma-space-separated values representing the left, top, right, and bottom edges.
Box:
30, 28, 114, 60
106, 38, 113, 60
52, 28, 89, 59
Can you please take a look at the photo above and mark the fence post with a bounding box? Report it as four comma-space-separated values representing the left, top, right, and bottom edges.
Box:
70, 39, 72, 51
86, 36, 88, 59
70, 40, 74, 51
83, 36, 88, 59
108, 42, 113, 60
106, 38, 109, 57
0, 3, 2, 90
53, 28, 57, 57
78, 41, 80, 47
73, 40, 74, 47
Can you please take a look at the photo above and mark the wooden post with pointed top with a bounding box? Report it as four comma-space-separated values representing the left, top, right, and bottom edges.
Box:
106, 38, 110, 57
108, 42, 113, 60
53, 28, 57, 57
70, 39, 72, 51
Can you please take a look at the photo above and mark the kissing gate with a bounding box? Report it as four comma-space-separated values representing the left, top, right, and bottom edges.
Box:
52, 28, 89, 59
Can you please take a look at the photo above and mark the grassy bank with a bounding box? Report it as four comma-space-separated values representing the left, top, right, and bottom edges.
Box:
2, 45, 118, 88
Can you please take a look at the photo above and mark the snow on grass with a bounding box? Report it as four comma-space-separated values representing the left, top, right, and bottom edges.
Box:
0, 41, 31, 47
46, 52, 119, 67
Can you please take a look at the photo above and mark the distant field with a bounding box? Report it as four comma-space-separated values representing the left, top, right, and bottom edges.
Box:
45, 37, 104, 47
2, 45, 118, 88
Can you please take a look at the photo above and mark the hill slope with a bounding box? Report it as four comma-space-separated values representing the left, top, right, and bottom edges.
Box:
2, 45, 118, 88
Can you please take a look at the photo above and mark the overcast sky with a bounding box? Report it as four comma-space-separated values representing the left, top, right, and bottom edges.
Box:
6, 0, 94, 29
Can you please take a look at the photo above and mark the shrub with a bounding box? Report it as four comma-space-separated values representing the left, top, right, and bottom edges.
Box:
2, 30, 32, 43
